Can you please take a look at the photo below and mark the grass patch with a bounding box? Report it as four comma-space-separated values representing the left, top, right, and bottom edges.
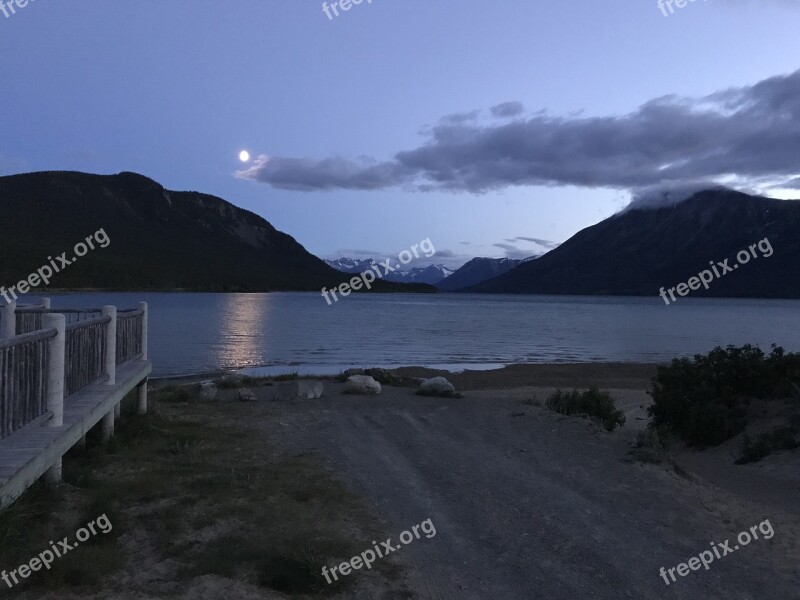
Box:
735, 426, 799, 464
1, 385, 399, 597
545, 387, 626, 431
630, 425, 672, 464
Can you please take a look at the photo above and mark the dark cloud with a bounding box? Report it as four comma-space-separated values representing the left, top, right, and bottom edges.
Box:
513, 236, 559, 248
490, 101, 525, 118
237, 155, 412, 191
775, 176, 800, 189
237, 69, 800, 195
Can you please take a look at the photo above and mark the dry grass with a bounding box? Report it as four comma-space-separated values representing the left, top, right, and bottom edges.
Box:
0, 386, 404, 598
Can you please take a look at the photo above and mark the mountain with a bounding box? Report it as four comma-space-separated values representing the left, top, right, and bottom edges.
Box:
325, 258, 454, 285
437, 257, 534, 291
0, 171, 434, 293
400, 264, 455, 285
324, 258, 376, 274
467, 189, 800, 298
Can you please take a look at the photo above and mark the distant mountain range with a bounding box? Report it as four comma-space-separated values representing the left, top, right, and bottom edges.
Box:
0, 171, 433, 294
325, 258, 455, 285
436, 257, 536, 291
324, 256, 542, 288
468, 189, 800, 298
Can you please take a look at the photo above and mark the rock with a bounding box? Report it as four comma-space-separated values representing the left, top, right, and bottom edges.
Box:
296, 380, 324, 399
238, 388, 257, 402
274, 380, 324, 401
417, 377, 457, 397
344, 375, 382, 395
199, 382, 217, 401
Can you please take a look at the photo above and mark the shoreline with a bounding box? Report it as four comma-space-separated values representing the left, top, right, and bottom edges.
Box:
154, 361, 661, 392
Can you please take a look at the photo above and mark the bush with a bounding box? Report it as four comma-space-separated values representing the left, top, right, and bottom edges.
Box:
648, 345, 800, 447
631, 425, 671, 464
546, 387, 626, 431
736, 427, 799, 464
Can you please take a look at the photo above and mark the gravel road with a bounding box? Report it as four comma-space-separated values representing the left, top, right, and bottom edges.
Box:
261, 381, 799, 600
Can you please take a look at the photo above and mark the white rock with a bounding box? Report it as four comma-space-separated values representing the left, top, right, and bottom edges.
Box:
344, 375, 382, 395
199, 382, 217, 401
418, 376, 456, 396
296, 380, 324, 399
274, 381, 325, 401
238, 388, 257, 402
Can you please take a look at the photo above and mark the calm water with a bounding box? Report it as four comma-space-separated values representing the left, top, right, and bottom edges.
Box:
22, 292, 800, 377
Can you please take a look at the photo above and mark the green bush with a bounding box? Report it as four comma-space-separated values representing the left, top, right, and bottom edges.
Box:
631, 424, 672, 464
736, 427, 799, 464
648, 345, 800, 447
546, 387, 626, 431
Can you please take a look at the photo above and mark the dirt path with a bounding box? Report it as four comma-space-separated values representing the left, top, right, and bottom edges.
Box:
261, 383, 800, 600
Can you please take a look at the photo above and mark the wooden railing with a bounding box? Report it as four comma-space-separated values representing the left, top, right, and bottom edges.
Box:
0, 328, 57, 440
16, 308, 103, 336
0, 299, 149, 440
116, 308, 144, 365
64, 315, 111, 397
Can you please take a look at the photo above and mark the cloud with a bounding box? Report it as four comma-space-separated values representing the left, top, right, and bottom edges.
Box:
513, 236, 559, 248
490, 101, 525, 118
773, 176, 800, 189
623, 180, 729, 212
237, 69, 800, 196
236, 154, 412, 191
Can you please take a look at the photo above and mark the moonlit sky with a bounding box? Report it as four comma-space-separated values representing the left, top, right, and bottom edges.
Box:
2, 1, 799, 269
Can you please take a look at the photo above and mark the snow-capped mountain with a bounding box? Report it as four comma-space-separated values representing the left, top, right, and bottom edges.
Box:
437, 256, 538, 291
324, 258, 455, 285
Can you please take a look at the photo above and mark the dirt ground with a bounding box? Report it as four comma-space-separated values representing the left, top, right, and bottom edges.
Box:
252, 366, 799, 599
6, 363, 799, 599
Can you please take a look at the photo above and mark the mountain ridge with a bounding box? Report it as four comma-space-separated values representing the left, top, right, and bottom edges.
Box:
0, 171, 434, 294
467, 189, 800, 298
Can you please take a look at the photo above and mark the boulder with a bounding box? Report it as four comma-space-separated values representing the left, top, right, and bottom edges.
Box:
238, 388, 257, 402
344, 375, 382, 395
417, 377, 457, 397
274, 380, 325, 401
199, 382, 217, 401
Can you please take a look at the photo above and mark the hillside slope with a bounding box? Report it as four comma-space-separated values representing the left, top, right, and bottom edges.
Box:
0, 171, 431, 293
468, 189, 800, 298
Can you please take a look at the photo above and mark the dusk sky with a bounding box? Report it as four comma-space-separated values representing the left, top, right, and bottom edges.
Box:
2, 1, 799, 269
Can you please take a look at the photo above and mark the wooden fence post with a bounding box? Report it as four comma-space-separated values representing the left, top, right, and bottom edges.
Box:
137, 302, 149, 415
0, 300, 15, 340
101, 305, 117, 441
42, 313, 65, 486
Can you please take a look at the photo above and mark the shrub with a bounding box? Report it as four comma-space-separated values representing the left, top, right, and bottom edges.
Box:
648, 345, 800, 447
546, 387, 626, 431
631, 425, 671, 464
736, 427, 799, 464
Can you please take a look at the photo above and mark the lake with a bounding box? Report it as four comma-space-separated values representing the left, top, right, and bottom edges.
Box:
21, 292, 800, 378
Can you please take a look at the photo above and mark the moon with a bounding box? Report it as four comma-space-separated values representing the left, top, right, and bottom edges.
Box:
239, 150, 251, 163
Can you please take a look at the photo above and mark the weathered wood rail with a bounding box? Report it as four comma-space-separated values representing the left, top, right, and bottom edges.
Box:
0, 299, 151, 509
